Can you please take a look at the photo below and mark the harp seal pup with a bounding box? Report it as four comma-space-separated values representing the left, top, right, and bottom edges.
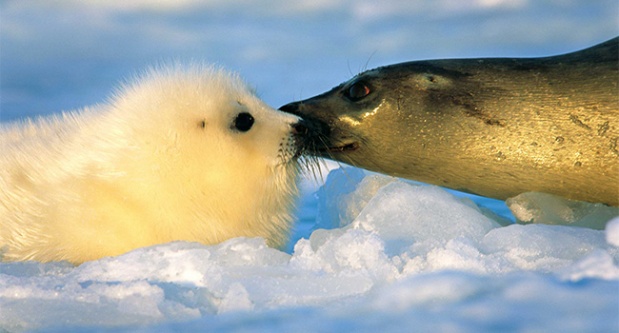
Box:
0, 64, 308, 264
280, 37, 619, 207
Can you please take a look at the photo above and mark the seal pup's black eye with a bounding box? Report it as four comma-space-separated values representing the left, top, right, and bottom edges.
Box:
344, 80, 371, 102
233, 112, 255, 132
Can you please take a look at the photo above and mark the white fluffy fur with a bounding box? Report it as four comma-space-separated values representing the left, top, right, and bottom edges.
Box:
0, 65, 303, 264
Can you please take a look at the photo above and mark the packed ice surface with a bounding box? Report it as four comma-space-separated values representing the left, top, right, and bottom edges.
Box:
1, 167, 618, 333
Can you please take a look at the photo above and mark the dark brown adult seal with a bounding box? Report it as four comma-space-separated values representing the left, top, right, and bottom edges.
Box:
280, 37, 618, 206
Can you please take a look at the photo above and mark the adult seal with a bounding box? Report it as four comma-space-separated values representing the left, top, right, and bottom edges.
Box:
280, 37, 618, 206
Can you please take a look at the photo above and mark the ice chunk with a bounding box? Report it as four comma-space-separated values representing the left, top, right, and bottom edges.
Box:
559, 249, 619, 281
291, 228, 398, 281
351, 181, 500, 255
482, 223, 609, 271
315, 167, 396, 229
401, 237, 490, 275
217, 283, 254, 313
506, 192, 619, 229
606, 216, 619, 247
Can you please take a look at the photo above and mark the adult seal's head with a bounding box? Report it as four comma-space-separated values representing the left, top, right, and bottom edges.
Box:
280, 37, 619, 206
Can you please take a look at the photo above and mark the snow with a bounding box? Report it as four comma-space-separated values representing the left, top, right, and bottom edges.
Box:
1, 1, 619, 332
1, 169, 618, 332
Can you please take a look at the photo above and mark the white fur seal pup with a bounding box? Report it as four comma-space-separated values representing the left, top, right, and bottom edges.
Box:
0, 65, 309, 264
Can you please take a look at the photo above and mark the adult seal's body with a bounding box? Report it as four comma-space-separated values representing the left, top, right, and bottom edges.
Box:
280, 37, 619, 206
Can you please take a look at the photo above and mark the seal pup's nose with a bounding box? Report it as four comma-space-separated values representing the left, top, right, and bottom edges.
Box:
291, 120, 308, 135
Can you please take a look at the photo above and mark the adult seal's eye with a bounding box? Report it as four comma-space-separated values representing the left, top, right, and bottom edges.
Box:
233, 112, 255, 132
344, 81, 371, 102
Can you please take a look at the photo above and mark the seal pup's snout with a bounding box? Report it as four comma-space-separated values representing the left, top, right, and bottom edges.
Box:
291, 120, 308, 136
288, 119, 324, 177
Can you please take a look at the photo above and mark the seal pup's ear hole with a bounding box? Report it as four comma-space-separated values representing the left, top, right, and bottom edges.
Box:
344, 80, 371, 102
232, 112, 255, 132
199, 120, 207, 129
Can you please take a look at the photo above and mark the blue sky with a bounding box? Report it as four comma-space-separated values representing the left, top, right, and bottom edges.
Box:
1, 0, 617, 121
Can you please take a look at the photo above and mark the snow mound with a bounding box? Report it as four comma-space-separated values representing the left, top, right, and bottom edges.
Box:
1, 167, 618, 332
